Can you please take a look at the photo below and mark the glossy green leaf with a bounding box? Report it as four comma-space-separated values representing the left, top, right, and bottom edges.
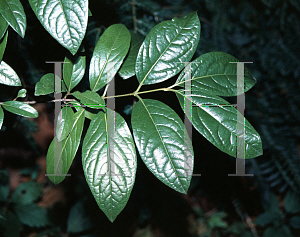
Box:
0, 31, 8, 62
15, 204, 48, 227
28, 0, 88, 55
56, 106, 74, 142
135, 11, 200, 86
0, 0, 26, 38
82, 109, 137, 222
46, 108, 85, 184
131, 99, 194, 194
84, 110, 97, 120
0, 106, 3, 130
17, 88, 26, 98
63, 50, 86, 92
0, 61, 21, 86
2, 101, 38, 118
72, 90, 105, 109
176, 90, 263, 158
119, 32, 143, 79
89, 24, 131, 92
0, 14, 8, 39
176, 52, 256, 96
34, 73, 67, 96
11, 181, 42, 204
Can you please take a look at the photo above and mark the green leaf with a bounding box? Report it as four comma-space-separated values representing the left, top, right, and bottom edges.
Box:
89, 24, 131, 92
2, 210, 23, 237
0, 61, 21, 86
2, 101, 38, 118
208, 212, 228, 229
82, 109, 137, 222
0, 0, 26, 38
0, 184, 9, 201
135, 11, 200, 86
0, 106, 3, 130
88, 8, 92, 16
56, 106, 74, 142
34, 73, 67, 96
131, 99, 194, 194
16, 88, 26, 98
289, 215, 300, 229
0, 14, 9, 39
15, 204, 48, 227
63, 50, 86, 92
119, 32, 143, 79
255, 212, 282, 227
84, 110, 97, 120
72, 90, 105, 109
46, 108, 85, 184
175, 52, 256, 96
263, 226, 292, 237
28, 0, 88, 55
0, 31, 8, 62
284, 191, 300, 213
11, 181, 42, 204
176, 90, 263, 158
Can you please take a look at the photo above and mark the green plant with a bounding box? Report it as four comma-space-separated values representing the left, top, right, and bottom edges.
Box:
0, 1, 262, 223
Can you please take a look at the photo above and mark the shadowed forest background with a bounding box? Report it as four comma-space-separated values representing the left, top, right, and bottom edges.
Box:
0, 0, 300, 236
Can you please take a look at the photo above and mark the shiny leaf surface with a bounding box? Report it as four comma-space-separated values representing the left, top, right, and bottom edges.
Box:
63, 51, 86, 92
0, 31, 8, 62
0, 14, 8, 39
176, 90, 263, 158
176, 52, 256, 96
46, 108, 85, 184
119, 32, 143, 79
72, 90, 105, 109
89, 24, 131, 92
0, 0, 26, 38
28, 0, 88, 55
135, 11, 200, 86
17, 88, 26, 98
34, 73, 67, 96
0, 61, 21, 86
56, 106, 74, 142
0, 106, 3, 130
2, 101, 38, 118
82, 109, 137, 222
131, 99, 194, 194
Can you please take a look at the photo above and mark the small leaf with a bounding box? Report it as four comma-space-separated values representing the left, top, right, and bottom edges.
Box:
0, 184, 9, 201
0, 106, 3, 130
131, 99, 194, 194
63, 50, 86, 92
2, 101, 38, 118
88, 8, 92, 16
11, 181, 42, 204
15, 204, 48, 227
176, 52, 256, 96
289, 215, 300, 229
284, 191, 300, 213
0, 31, 8, 62
255, 212, 281, 227
46, 108, 85, 184
34, 73, 67, 96
176, 90, 263, 158
56, 106, 74, 142
119, 32, 143, 79
2, 210, 23, 237
263, 226, 292, 237
28, 0, 88, 55
84, 110, 97, 120
89, 24, 131, 92
135, 11, 200, 86
72, 90, 105, 109
0, 14, 8, 39
17, 88, 26, 98
82, 109, 137, 222
0, 0, 26, 38
0, 61, 21, 86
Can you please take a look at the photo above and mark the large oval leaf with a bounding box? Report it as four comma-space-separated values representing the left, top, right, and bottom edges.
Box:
0, 31, 8, 62
176, 52, 256, 96
135, 11, 200, 86
46, 108, 85, 184
176, 90, 263, 158
0, 61, 21, 86
89, 24, 131, 92
131, 99, 194, 194
82, 109, 137, 222
28, 0, 88, 55
0, 106, 4, 130
34, 73, 67, 96
2, 101, 38, 118
118, 32, 143, 79
63, 50, 86, 92
0, 0, 26, 38
0, 14, 8, 39
56, 106, 74, 142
